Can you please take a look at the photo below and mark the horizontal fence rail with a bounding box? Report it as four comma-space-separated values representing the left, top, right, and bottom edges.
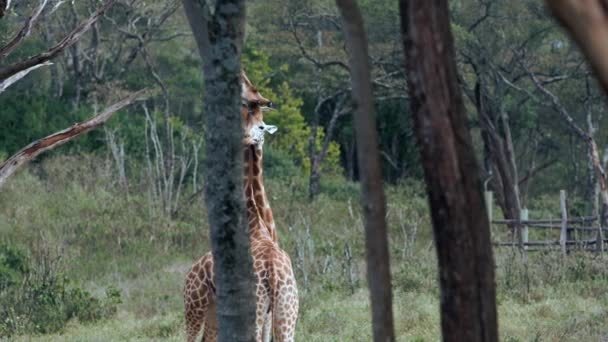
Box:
486, 189, 605, 255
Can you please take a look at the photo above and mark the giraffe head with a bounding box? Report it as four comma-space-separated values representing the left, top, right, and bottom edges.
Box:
241, 70, 277, 149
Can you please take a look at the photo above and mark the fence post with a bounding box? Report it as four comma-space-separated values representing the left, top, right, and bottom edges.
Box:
521, 208, 529, 251
560, 190, 568, 256
596, 216, 604, 254
594, 185, 604, 254
485, 191, 493, 230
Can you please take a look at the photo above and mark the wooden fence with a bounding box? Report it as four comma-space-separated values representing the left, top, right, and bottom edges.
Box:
487, 190, 605, 254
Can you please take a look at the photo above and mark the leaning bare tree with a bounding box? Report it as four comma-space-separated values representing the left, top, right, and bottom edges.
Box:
542, 0, 608, 251
0, 90, 147, 189
181, 0, 256, 341
0, 0, 149, 190
400, 0, 498, 341
523, 67, 608, 252
335, 0, 395, 341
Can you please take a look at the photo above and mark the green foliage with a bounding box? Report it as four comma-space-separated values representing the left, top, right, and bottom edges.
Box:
0, 245, 121, 337
263, 146, 302, 180
318, 176, 360, 201
0, 93, 100, 155
243, 47, 342, 174
2, 156, 608, 341
0, 244, 28, 291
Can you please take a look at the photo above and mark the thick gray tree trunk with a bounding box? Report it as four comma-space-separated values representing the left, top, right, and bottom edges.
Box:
400, 1, 499, 341
182, 1, 256, 341
335, 0, 395, 341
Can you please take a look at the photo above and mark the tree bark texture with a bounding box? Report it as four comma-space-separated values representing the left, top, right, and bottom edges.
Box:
335, 1, 395, 341
0, 89, 147, 189
399, 1, 499, 341
182, 1, 257, 341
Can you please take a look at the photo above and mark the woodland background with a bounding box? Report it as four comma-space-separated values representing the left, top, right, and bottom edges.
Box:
1, 0, 607, 340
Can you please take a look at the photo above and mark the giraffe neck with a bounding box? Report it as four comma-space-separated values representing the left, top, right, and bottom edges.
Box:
243, 145, 277, 242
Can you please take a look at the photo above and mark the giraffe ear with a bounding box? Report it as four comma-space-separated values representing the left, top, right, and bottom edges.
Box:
263, 123, 277, 134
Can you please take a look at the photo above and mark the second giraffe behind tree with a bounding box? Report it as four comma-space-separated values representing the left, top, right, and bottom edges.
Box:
184, 71, 299, 342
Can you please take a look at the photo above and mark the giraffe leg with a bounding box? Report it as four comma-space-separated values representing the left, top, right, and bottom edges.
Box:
262, 312, 272, 342
185, 308, 204, 342
272, 270, 298, 342
255, 285, 272, 342
185, 286, 211, 342
185, 280, 209, 342
202, 298, 218, 342
185, 254, 215, 342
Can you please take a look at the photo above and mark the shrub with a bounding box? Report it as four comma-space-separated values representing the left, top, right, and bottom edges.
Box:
318, 176, 360, 201
0, 244, 121, 337
264, 146, 302, 180
0, 244, 28, 291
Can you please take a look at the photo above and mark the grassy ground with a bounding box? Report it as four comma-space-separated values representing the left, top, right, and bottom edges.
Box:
11, 269, 608, 341
2, 156, 608, 341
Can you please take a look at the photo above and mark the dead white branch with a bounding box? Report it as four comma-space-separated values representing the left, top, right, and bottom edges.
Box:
0, 61, 52, 93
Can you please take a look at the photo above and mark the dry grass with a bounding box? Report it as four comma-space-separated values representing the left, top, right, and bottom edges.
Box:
3, 156, 608, 341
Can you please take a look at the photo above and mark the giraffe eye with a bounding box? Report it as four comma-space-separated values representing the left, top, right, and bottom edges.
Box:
247, 101, 260, 112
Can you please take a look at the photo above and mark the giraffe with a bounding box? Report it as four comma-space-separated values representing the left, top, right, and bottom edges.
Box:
184, 71, 298, 342
240, 72, 279, 244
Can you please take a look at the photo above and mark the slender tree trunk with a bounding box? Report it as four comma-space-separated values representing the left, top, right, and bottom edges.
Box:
400, 1, 499, 341
182, 1, 256, 341
475, 82, 522, 231
335, 1, 395, 341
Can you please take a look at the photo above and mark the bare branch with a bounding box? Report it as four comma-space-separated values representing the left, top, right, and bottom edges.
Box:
49, 0, 67, 15
0, 61, 52, 93
518, 159, 557, 186
525, 65, 589, 141
0, 0, 116, 81
0, 89, 148, 189
467, 0, 492, 32
289, 17, 350, 71
0, 0, 50, 59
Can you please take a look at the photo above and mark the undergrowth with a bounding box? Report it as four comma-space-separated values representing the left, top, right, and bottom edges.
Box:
1, 155, 607, 340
